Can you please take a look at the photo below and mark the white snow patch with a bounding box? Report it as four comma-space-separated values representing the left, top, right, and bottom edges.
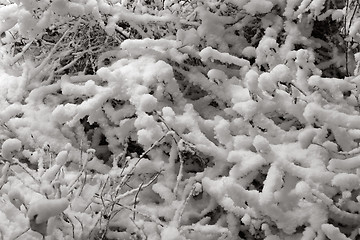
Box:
331, 173, 360, 191
161, 225, 181, 240
28, 198, 69, 224
207, 69, 227, 82
1, 138, 22, 160
253, 135, 271, 154
243, 0, 274, 16
199, 47, 249, 67
176, 28, 200, 46
321, 224, 349, 240
139, 94, 158, 112
298, 128, 317, 149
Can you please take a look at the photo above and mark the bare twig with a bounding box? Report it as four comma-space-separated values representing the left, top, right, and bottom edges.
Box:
118, 133, 167, 187
11, 158, 40, 183
29, 28, 72, 79
116, 171, 161, 201
173, 183, 196, 228
133, 181, 144, 220
63, 213, 75, 239
174, 147, 184, 197
10, 40, 34, 65
130, 218, 148, 240
12, 228, 30, 240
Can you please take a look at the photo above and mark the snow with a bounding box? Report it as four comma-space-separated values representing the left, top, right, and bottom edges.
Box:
41, 163, 63, 182
28, 198, 69, 224
321, 224, 350, 240
161, 225, 182, 240
258, 72, 277, 94
331, 173, 360, 191
293, 181, 312, 198
199, 47, 250, 67
138, 93, 158, 112
253, 135, 271, 154
8, 188, 25, 209
54, 150, 69, 166
243, 0, 274, 16
152, 182, 175, 203
228, 150, 266, 178
303, 103, 360, 129
1, 138, 22, 161
176, 28, 200, 46
67, 2, 86, 17
0, 4, 18, 33
207, 69, 228, 82
298, 128, 317, 148
332, 9, 344, 20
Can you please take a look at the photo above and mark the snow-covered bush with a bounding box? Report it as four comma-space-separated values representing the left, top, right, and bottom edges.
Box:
1, 0, 360, 239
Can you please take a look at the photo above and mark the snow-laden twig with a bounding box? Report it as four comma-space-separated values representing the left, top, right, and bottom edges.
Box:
118, 133, 168, 187
174, 142, 184, 197
132, 181, 144, 220
11, 158, 40, 184
172, 181, 197, 228
67, 149, 93, 194
29, 27, 73, 80
9, 40, 34, 66
130, 218, 148, 240
12, 228, 31, 240
116, 171, 161, 201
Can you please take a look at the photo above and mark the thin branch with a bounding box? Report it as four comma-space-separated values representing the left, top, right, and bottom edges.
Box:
174, 148, 184, 197
116, 171, 161, 201
130, 218, 148, 240
172, 183, 196, 228
118, 133, 167, 187
74, 215, 84, 235
133, 181, 144, 220
29, 28, 72, 79
12, 228, 30, 240
11, 158, 40, 183
63, 213, 75, 239
10, 40, 34, 65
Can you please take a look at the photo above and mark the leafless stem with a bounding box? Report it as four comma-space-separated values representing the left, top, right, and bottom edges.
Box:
11, 158, 40, 183
133, 181, 144, 220
12, 228, 30, 240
